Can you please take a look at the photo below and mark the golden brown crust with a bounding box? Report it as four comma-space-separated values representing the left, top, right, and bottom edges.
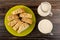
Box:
20, 13, 32, 18
12, 8, 25, 15
17, 23, 29, 33
13, 20, 23, 31
8, 19, 20, 27
7, 15, 19, 21
21, 17, 32, 24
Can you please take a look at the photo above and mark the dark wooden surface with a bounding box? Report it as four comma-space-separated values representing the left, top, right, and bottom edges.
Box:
0, 0, 60, 40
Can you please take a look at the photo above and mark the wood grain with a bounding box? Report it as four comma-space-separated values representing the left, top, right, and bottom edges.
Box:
0, 0, 60, 40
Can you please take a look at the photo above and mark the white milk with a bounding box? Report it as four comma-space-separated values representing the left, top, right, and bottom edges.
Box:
38, 19, 53, 34
37, 2, 52, 17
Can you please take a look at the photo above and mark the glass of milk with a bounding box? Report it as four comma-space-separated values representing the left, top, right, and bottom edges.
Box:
38, 19, 53, 35
37, 2, 53, 17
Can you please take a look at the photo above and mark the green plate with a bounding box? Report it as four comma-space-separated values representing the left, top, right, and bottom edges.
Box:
4, 5, 36, 37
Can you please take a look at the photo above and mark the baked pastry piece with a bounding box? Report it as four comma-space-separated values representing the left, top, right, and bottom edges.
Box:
13, 20, 23, 31
20, 13, 32, 18
8, 19, 20, 27
17, 23, 29, 33
12, 8, 25, 14
7, 8, 33, 33
7, 15, 19, 21
21, 18, 32, 24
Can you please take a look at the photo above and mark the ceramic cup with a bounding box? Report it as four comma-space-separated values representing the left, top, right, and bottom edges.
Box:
37, 2, 53, 17
38, 19, 53, 35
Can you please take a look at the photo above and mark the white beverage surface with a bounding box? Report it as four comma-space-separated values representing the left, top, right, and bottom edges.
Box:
41, 2, 51, 12
37, 2, 52, 17
38, 19, 53, 34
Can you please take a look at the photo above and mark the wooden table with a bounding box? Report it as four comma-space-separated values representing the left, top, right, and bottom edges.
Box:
0, 0, 60, 40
